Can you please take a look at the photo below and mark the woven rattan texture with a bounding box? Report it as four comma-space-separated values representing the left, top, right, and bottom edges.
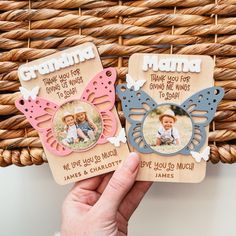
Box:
0, 0, 236, 167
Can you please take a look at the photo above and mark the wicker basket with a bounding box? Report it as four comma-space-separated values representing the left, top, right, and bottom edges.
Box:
0, 0, 236, 167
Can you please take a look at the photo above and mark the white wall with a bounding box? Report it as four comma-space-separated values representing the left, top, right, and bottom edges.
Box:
0, 163, 235, 236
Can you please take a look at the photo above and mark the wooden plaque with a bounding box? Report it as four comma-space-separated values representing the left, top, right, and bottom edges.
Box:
15, 43, 129, 185
117, 53, 224, 183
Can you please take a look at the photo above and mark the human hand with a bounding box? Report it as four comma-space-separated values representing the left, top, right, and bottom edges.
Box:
61, 152, 152, 236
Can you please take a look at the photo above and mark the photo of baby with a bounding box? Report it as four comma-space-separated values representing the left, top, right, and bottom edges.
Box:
156, 109, 180, 146
143, 105, 193, 155
53, 100, 102, 151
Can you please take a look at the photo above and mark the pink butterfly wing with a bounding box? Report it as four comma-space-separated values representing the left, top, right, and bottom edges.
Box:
42, 129, 72, 156
15, 96, 58, 131
99, 110, 117, 144
80, 68, 117, 144
15, 96, 72, 156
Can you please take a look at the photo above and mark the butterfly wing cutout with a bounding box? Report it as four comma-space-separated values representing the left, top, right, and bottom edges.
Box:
80, 68, 117, 144
180, 87, 224, 155
116, 84, 157, 153
107, 128, 127, 147
15, 96, 72, 156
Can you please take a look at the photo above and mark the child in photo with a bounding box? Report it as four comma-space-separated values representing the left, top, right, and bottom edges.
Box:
61, 111, 89, 146
156, 109, 180, 146
74, 107, 98, 141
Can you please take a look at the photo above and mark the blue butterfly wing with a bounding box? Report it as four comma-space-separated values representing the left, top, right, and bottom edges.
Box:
180, 86, 224, 154
116, 84, 157, 153
180, 126, 206, 155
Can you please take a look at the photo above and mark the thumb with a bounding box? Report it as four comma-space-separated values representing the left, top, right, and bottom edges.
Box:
94, 152, 140, 214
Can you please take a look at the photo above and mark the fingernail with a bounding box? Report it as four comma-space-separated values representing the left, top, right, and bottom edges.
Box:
123, 152, 140, 173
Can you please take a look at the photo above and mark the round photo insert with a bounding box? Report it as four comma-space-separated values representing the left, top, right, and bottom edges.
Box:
143, 104, 193, 155
52, 100, 102, 151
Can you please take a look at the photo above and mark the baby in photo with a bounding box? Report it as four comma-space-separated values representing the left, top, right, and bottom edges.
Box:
61, 112, 89, 145
74, 107, 98, 141
156, 109, 180, 146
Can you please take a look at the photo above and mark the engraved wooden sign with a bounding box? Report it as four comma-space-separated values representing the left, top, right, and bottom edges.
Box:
117, 54, 224, 183
15, 43, 130, 185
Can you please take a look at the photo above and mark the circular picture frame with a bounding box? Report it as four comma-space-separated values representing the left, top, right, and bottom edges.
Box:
52, 99, 103, 152
142, 103, 194, 156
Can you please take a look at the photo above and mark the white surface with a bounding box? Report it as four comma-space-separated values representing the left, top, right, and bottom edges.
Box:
0, 163, 236, 236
